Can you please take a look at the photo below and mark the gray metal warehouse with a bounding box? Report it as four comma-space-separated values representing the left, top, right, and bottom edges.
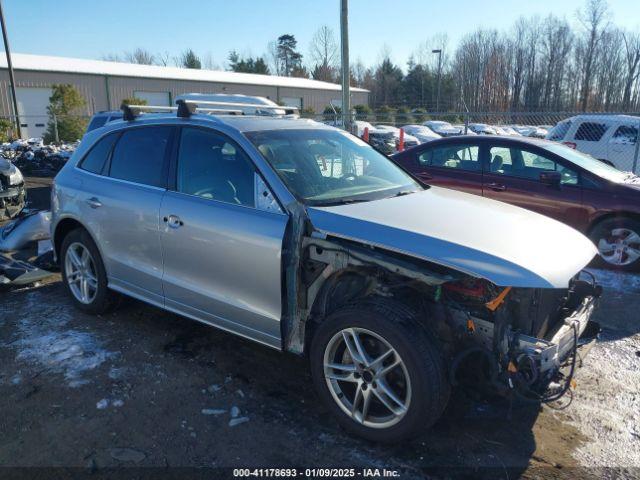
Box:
0, 53, 369, 139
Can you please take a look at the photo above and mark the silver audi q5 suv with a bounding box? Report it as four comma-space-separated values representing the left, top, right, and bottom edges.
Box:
52, 99, 601, 442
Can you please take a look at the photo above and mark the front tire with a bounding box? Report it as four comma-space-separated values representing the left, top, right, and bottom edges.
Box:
590, 217, 640, 271
310, 298, 449, 443
60, 228, 118, 314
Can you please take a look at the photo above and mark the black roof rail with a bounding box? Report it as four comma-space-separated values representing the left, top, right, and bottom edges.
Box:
121, 103, 137, 121
177, 99, 197, 118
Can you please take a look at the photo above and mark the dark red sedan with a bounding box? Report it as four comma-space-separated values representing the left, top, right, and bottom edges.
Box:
392, 136, 640, 270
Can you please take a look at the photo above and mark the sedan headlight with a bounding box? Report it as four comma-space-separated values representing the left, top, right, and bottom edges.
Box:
8, 165, 23, 185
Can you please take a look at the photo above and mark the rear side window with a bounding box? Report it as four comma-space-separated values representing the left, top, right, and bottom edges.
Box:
611, 125, 638, 145
86, 116, 108, 132
547, 120, 572, 141
109, 127, 173, 187
574, 122, 607, 142
419, 144, 480, 171
79, 133, 118, 174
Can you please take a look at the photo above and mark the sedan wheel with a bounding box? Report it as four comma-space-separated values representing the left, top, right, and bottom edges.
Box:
323, 327, 411, 429
596, 227, 640, 268
64, 242, 99, 304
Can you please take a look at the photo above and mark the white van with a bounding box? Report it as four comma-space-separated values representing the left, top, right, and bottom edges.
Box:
546, 114, 640, 171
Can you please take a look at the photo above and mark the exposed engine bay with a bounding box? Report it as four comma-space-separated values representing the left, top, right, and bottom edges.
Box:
297, 236, 601, 403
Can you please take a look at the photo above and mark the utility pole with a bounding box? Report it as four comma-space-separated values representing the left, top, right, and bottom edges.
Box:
340, 0, 351, 132
0, 0, 20, 139
432, 49, 442, 112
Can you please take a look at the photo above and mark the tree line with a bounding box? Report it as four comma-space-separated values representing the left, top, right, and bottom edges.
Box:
102, 0, 639, 114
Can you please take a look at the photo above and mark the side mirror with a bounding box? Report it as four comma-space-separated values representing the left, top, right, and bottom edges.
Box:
539, 170, 561, 186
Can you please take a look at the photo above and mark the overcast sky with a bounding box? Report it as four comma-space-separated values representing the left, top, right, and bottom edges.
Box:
3, 0, 639, 71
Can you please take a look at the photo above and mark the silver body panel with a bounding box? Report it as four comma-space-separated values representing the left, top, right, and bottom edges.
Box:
308, 187, 597, 288
52, 113, 596, 351
159, 191, 287, 348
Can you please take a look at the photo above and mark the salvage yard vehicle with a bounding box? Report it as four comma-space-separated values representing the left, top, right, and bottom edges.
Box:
545, 114, 640, 171
392, 135, 640, 270
52, 99, 600, 442
0, 156, 26, 220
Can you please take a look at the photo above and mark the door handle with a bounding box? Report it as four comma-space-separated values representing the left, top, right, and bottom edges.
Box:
487, 182, 506, 191
163, 215, 184, 229
86, 197, 102, 209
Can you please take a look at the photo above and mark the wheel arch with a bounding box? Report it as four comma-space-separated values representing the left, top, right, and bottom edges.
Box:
587, 211, 640, 237
53, 217, 104, 267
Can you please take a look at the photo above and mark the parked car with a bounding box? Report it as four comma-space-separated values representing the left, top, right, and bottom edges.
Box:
353, 120, 375, 137
546, 114, 640, 171
52, 102, 600, 442
393, 135, 640, 270
423, 120, 463, 137
468, 123, 498, 135
374, 125, 420, 149
510, 125, 548, 138
85, 111, 122, 133
496, 126, 522, 136
402, 124, 442, 143
0, 156, 26, 220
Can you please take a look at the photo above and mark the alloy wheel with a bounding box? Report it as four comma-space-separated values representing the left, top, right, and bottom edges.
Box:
597, 228, 640, 266
323, 327, 411, 429
64, 242, 98, 304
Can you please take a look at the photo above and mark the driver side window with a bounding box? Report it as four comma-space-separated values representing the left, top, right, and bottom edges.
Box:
488, 146, 578, 185
177, 128, 255, 207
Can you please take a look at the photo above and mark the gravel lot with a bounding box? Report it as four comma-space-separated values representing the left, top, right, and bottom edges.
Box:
0, 177, 638, 479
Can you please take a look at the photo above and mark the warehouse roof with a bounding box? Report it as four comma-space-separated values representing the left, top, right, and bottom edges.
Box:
0, 53, 368, 93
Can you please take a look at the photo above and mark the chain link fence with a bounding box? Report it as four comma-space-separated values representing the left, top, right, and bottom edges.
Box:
2, 110, 637, 172
303, 111, 640, 173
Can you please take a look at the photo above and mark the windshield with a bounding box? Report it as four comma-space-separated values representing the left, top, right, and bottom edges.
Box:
546, 120, 572, 141
543, 143, 629, 182
246, 128, 422, 206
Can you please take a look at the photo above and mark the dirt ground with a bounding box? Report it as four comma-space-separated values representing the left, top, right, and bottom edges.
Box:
0, 177, 638, 479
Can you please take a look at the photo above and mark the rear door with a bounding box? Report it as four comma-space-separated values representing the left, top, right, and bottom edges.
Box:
482, 143, 587, 230
80, 126, 174, 304
608, 122, 639, 172
406, 142, 483, 196
160, 126, 288, 348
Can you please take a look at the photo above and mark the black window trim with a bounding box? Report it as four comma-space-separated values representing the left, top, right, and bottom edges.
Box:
483, 142, 582, 188
169, 125, 264, 210
103, 125, 176, 189
417, 142, 482, 173
77, 131, 121, 176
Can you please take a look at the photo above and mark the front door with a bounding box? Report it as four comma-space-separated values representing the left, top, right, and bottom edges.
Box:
160, 127, 288, 348
482, 144, 587, 230
410, 142, 483, 196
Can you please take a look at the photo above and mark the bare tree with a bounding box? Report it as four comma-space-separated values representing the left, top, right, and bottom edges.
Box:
622, 31, 640, 110
309, 26, 339, 82
124, 48, 155, 65
576, 0, 610, 110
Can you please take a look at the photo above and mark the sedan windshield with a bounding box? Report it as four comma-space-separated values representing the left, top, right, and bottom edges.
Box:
542, 143, 629, 183
246, 128, 422, 206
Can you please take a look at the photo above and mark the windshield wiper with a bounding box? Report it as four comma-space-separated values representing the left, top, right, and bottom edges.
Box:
391, 190, 419, 198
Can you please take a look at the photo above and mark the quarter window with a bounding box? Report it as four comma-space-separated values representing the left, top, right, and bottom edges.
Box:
176, 128, 255, 207
574, 122, 607, 142
611, 125, 638, 145
109, 127, 172, 187
419, 145, 480, 171
79, 133, 118, 174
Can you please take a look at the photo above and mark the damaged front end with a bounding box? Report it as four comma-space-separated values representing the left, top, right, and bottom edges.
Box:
438, 273, 601, 402
0, 158, 26, 221
293, 234, 601, 404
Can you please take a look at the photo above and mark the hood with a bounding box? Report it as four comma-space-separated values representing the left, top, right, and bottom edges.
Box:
307, 187, 597, 288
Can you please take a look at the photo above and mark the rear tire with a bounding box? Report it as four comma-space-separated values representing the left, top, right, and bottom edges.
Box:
60, 228, 119, 314
310, 298, 449, 443
589, 217, 640, 271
